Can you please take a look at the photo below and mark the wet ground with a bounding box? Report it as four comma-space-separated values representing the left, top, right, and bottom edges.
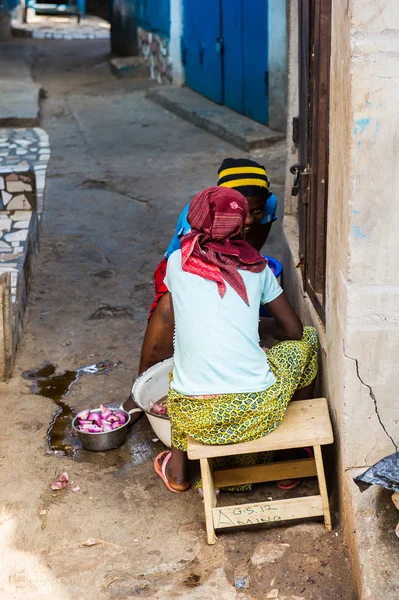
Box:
22, 360, 118, 457
0, 37, 356, 599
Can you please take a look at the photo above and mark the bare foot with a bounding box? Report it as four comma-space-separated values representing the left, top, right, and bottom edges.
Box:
158, 451, 190, 492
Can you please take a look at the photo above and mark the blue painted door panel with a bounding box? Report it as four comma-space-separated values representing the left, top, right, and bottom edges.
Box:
135, 0, 170, 38
242, 0, 269, 123
183, 0, 269, 123
222, 0, 244, 114
1, 0, 20, 14
182, 0, 223, 104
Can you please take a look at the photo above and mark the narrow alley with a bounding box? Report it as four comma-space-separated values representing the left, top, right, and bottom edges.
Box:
0, 39, 356, 600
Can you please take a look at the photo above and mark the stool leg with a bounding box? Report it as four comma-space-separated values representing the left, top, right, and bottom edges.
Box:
313, 445, 332, 531
200, 458, 217, 544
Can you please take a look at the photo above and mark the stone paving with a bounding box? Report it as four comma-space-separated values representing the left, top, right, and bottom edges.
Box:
11, 14, 110, 40
0, 127, 49, 212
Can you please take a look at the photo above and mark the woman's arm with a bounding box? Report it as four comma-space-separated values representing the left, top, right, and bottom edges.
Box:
138, 292, 175, 374
259, 292, 303, 341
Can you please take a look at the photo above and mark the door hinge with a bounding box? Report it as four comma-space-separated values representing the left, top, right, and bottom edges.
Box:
216, 36, 224, 54
264, 71, 269, 96
292, 116, 299, 145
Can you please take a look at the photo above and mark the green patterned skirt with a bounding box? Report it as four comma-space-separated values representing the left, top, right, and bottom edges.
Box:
168, 327, 318, 452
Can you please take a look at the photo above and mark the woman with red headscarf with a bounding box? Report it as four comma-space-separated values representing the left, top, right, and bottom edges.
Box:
154, 187, 318, 493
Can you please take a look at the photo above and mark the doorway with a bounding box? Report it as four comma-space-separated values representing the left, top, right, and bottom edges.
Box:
293, 0, 332, 320
182, 0, 269, 125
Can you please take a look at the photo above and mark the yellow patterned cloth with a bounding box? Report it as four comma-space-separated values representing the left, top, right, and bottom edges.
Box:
168, 327, 318, 452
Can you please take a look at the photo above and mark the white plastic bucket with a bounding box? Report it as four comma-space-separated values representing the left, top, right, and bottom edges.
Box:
132, 357, 173, 447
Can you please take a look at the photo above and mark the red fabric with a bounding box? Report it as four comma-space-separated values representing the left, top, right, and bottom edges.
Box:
148, 257, 169, 320
181, 186, 266, 305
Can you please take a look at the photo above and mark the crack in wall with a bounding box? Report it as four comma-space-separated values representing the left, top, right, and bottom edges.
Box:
344, 466, 368, 472
344, 349, 398, 454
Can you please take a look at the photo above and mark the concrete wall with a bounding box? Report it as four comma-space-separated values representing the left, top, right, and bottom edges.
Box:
0, 14, 11, 41
136, 0, 183, 85
268, 0, 288, 132
169, 0, 184, 85
283, 0, 399, 596
284, 0, 299, 214
344, 0, 399, 466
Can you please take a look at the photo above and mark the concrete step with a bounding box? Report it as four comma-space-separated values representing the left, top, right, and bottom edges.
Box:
148, 86, 284, 152
0, 44, 41, 126
110, 56, 149, 79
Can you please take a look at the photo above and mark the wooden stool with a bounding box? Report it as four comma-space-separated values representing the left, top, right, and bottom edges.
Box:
187, 398, 334, 544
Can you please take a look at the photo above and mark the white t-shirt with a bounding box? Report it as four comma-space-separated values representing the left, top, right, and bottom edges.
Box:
164, 250, 283, 395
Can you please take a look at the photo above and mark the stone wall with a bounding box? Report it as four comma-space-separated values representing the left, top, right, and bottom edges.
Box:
268, 0, 288, 133
0, 171, 40, 379
138, 27, 172, 84
0, 127, 49, 379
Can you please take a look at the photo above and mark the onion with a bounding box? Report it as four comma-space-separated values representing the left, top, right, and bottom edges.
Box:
151, 402, 167, 416
51, 469, 69, 490
76, 407, 127, 433
100, 404, 112, 420
76, 409, 90, 420
87, 425, 102, 433
113, 412, 127, 423
88, 412, 101, 423
79, 423, 101, 432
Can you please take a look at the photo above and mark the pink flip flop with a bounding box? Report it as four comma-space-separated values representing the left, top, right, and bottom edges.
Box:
154, 451, 182, 493
277, 479, 302, 490
277, 447, 314, 490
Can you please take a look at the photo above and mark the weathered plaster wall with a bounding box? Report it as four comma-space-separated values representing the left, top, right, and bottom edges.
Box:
137, 0, 184, 85
138, 27, 172, 84
169, 0, 184, 85
268, 0, 287, 132
283, 0, 399, 596
344, 0, 399, 467
284, 0, 399, 479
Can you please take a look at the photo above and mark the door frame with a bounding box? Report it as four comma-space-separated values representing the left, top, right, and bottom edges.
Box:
297, 0, 332, 321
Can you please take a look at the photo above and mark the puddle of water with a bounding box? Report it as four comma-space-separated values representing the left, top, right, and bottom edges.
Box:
22, 360, 118, 459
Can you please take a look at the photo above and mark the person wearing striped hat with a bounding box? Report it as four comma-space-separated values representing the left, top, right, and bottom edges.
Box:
165, 158, 277, 258
123, 158, 279, 417
150, 158, 277, 323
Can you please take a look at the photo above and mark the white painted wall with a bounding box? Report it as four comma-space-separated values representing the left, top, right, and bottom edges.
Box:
169, 0, 184, 86
283, 0, 399, 595
268, 0, 287, 132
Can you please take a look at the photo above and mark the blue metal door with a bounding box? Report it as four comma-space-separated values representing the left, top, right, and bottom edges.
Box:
182, 0, 269, 123
182, 0, 223, 104
222, 0, 244, 114
241, 0, 269, 123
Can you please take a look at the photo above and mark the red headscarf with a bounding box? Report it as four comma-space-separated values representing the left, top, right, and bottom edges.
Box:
180, 186, 266, 305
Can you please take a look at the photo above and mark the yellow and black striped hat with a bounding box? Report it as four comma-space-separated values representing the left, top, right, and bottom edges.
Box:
217, 158, 270, 198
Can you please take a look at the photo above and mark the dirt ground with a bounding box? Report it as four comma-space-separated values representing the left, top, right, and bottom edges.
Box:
0, 38, 356, 600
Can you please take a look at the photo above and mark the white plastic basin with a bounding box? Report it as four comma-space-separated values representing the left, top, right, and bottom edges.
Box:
132, 357, 173, 447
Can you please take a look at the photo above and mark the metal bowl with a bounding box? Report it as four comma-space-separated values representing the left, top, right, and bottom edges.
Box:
72, 408, 131, 452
